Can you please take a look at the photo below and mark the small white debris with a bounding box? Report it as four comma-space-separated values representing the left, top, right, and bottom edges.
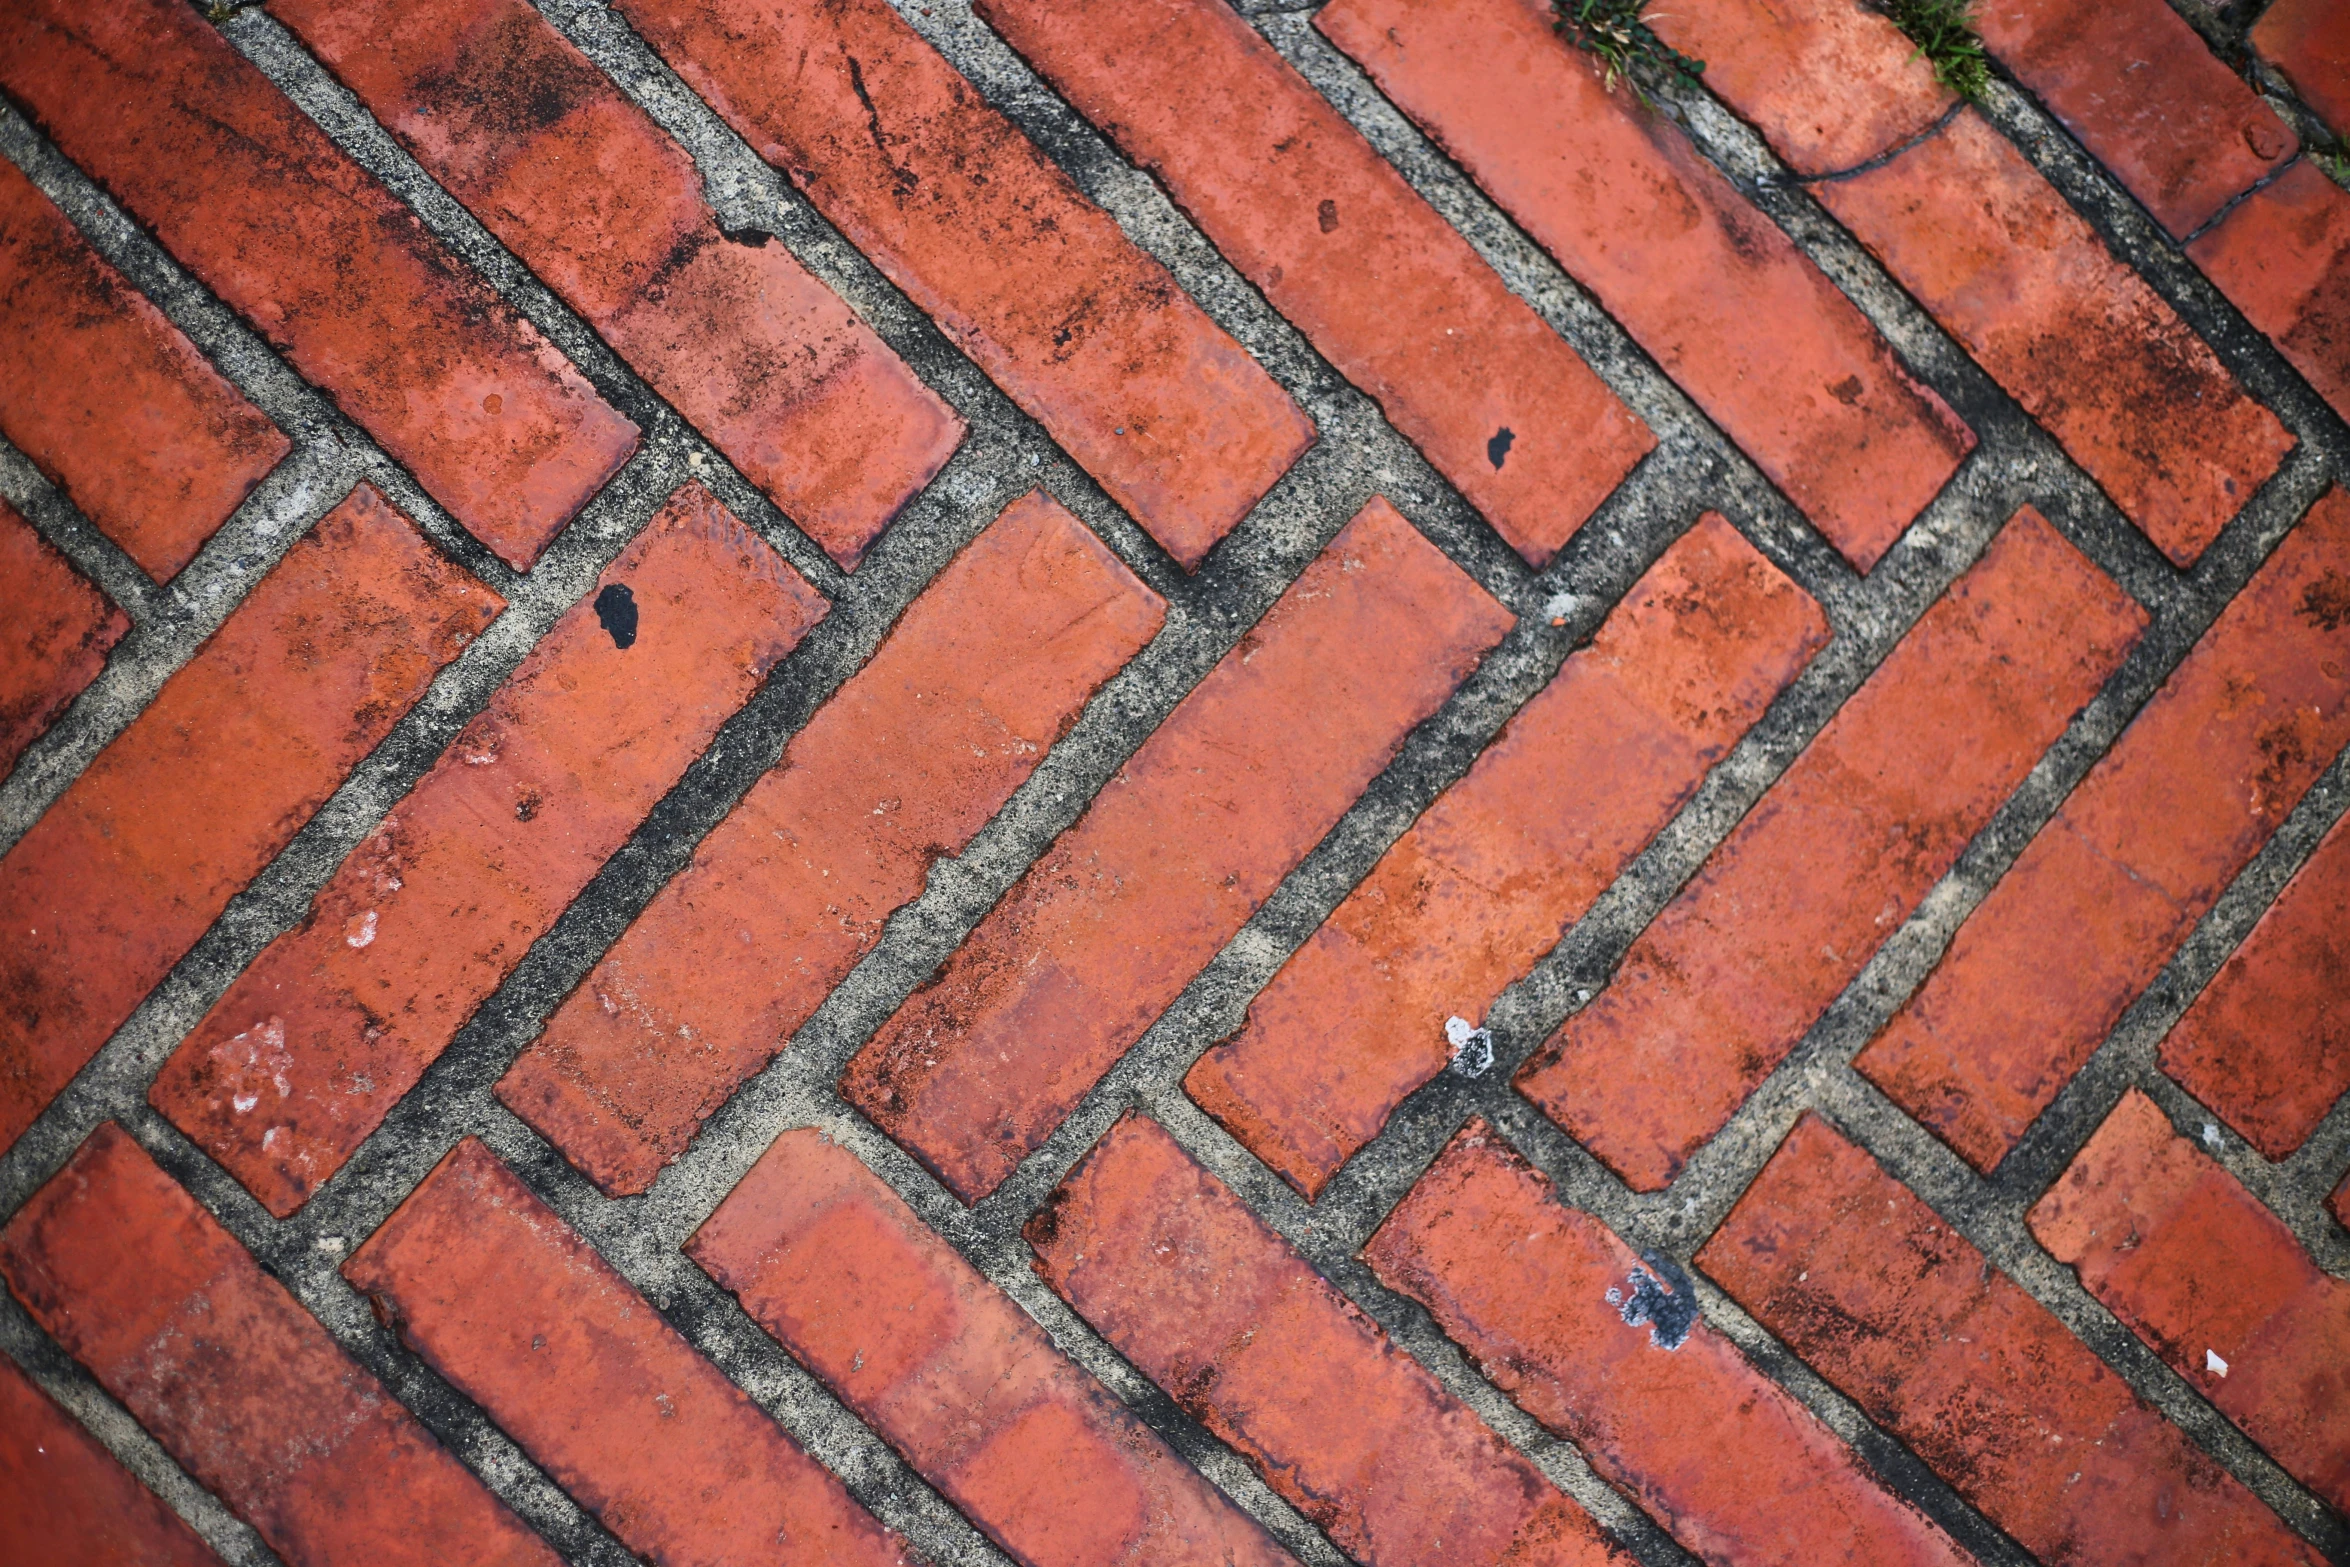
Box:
2202, 1123, 2222, 1150
1543, 591, 1578, 626
231, 1092, 259, 1114
1445, 1015, 1494, 1078
345, 909, 378, 949
2206, 1349, 2230, 1378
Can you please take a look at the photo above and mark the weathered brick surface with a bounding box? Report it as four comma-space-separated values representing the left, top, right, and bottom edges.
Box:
1364, 1121, 1968, 1567
2162, 812, 2350, 1159
1521, 510, 2145, 1190
690, 1126, 1292, 1567
978, 0, 1650, 571
152, 485, 822, 1216
845, 499, 1509, 1201
0, 497, 127, 779
1651, 0, 2292, 567
0, 1354, 224, 1567
0, 487, 496, 1156
0, 160, 286, 580
1318, 0, 1970, 571
2190, 160, 2350, 429
2254, 0, 2350, 139
0, 0, 637, 570
1971, 0, 2296, 239
343, 1138, 909, 1567
1701, 1115, 2325, 1567
2032, 1089, 2350, 1514
1189, 515, 1824, 1198
1861, 488, 2350, 1172
615, 0, 1312, 570
1031, 1113, 1626, 1566
0, 1123, 560, 1567
266, 0, 960, 570
502, 491, 1162, 1196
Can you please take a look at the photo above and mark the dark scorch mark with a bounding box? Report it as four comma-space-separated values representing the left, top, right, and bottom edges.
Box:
594, 583, 639, 649
1487, 426, 1514, 470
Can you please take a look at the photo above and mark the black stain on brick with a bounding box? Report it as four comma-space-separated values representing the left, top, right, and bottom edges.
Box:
594, 583, 639, 649
1487, 426, 1514, 470
1614, 1253, 1699, 1350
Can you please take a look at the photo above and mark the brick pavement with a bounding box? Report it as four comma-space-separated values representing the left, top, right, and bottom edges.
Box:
1, 0, 2346, 1563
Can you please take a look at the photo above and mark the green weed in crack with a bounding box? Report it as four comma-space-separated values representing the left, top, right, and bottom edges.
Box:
1554, 0, 1705, 107
1874, 0, 1991, 100
2314, 143, 2350, 194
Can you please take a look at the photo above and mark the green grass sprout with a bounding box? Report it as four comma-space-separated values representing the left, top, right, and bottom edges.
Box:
1876, 0, 1992, 100
1554, 0, 1706, 106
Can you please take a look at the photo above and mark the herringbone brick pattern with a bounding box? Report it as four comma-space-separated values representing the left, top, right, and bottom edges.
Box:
1, 0, 2346, 1563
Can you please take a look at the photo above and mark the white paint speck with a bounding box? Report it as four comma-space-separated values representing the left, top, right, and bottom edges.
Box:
345, 910, 378, 949
2207, 1349, 2229, 1377
231, 1092, 259, 1114
2202, 1123, 2222, 1149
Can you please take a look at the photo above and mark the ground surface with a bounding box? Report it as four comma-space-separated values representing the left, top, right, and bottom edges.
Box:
1, 0, 2348, 1563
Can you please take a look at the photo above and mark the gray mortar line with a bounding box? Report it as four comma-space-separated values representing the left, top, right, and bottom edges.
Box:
0, 435, 161, 620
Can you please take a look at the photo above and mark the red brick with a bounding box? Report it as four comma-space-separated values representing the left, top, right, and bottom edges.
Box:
1699, 1114, 2324, 1567
1316, 0, 1970, 571
341, 1139, 908, 1567
0, 1123, 559, 1567
2190, 160, 2350, 429
1973, 0, 2296, 239
1365, 1121, 1969, 1567
0, 487, 497, 1157
2031, 1089, 2350, 1514
1520, 510, 2145, 1190
614, 0, 1311, 571
1861, 488, 2350, 1172
689, 1127, 1291, 1567
0, 497, 126, 779
1031, 1113, 1627, 1567
2161, 809, 2350, 1160
977, 0, 1649, 572
2334, 1171, 2350, 1232
1646, 0, 2294, 567
1644, 0, 1952, 177
2254, 0, 2350, 140
0, 161, 286, 580
266, 0, 959, 572
1188, 515, 1824, 1199
152, 485, 824, 1216
844, 499, 1509, 1201
0, 1354, 224, 1567
500, 493, 1160, 1196
0, 0, 637, 570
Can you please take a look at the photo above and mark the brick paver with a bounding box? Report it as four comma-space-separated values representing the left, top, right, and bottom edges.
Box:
0, 498, 126, 779
5, 0, 2348, 1560
344, 1138, 909, 1567
1, 1123, 559, 1567
1034, 1113, 1626, 1567
0, 0, 638, 570
152, 485, 825, 1215
0, 160, 287, 580
1861, 488, 2350, 1173
2033, 1089, 2350, 1515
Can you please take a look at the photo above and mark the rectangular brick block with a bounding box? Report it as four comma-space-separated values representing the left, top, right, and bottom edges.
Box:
2032, 1089, 2350, 1514
1521, 509, 2145, 1190
1365, 1120, 1969, 1567
1031, 1113, 1627, 1566
2190, 160, 2350, 429
1699, 1114, 2324, 1567
2162, 808, 2350, 1160
0, 0, 638, 570
0, 160, 287, 581
844, 498, 1510, 1201
152, 485, 825, 1215
0, 496, 126, 779
500, 491, 1162, 1195
1189, 515, 1824, 1199
266, 0, 961, 571
2254, 0, 2350, 140
0, 1123, 559, 1567
0, 1354, 224, 1567
688, 1127, 1292, 1567
0, 486, 498, 1157
617, 0, 1311, 570
1860, 488, 2350, 1172
342, 1138, 908, 1567
1318, 0, 1971, 571
978, 0, 1650, 571
1973, 0, 2296, 239
1647, 0, 2293, 567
